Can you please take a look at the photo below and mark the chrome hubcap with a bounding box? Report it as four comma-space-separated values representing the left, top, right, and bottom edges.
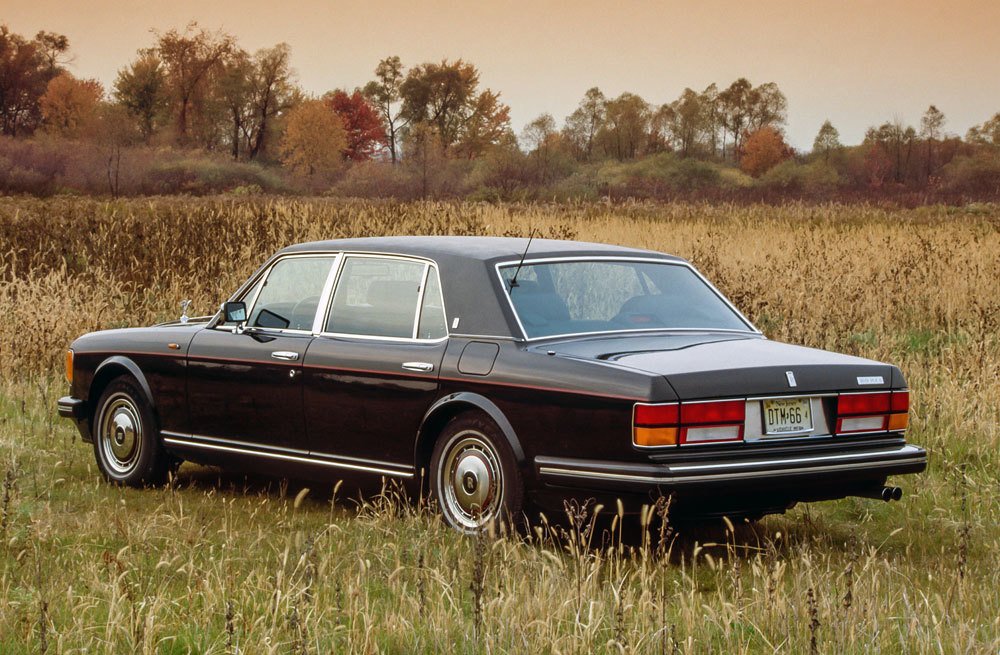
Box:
99, 394, 142, 475
441, 432, 503, 530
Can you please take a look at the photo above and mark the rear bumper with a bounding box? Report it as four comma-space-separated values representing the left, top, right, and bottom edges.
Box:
57, 396, 92, 442
535, 443, 927, 510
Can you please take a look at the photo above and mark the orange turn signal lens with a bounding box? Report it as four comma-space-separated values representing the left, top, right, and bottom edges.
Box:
65, 349, 74, 384
634, 426, 679, 447
888, 412, 908, 431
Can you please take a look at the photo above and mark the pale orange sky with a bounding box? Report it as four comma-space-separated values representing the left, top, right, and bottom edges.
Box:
5, 0, 1000, 148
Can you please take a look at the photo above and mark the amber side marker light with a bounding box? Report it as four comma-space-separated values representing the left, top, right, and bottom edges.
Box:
65, 349, 74, 383
633, 403, 679, 446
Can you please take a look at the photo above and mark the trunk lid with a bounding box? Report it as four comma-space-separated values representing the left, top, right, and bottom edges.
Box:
540, 332, 899, 398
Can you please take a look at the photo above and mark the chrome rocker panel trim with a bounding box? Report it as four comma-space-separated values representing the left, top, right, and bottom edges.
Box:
162, 431, 414, 478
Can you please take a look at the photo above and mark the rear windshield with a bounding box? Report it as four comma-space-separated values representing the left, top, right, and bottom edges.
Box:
499, 259, 753, 339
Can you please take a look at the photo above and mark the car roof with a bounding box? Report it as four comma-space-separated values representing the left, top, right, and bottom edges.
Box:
279, 235, 683, 263
278, 236, 685, 339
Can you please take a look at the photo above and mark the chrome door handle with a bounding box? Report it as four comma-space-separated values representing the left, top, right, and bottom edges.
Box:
402, 361, 434, 372
271, 351, 300, 361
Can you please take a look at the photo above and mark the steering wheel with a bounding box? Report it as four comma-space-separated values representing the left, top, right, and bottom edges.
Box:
289, 296, 321, 330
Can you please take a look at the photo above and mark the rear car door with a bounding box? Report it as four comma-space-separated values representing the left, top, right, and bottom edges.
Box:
184, 254, 339, 453
303, 254, 449, 474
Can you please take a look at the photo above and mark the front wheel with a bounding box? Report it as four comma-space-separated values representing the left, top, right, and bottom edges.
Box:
430, 414, 524, 533
93, 376, 173, 487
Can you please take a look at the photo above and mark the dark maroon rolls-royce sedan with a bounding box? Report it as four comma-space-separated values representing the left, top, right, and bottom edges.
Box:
59, 236, 926, 531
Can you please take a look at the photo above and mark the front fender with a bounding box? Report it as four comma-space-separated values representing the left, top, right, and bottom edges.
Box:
91, 355, 156, 409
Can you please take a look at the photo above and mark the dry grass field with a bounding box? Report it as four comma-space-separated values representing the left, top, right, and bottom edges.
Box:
0, 197, 998, 653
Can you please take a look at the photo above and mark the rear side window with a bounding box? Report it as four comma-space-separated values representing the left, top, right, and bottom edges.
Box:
326, 256, 443, 339
417, 268, 447, 339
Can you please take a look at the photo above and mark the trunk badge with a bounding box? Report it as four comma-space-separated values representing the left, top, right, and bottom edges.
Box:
785, 371, 797, 387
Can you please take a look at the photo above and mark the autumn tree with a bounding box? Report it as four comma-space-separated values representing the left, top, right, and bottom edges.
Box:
363, 56, 408, 163
718, 78, 787, 162
155, 23, 235, 145
646, 104, 673, 154
474, 133, 530, 195
699, 83, 722, 157
39, 73, 103, 138
812, 120, 841, 160
718, 78, 752, 160
92, 102, 139, 197
279, 99, 346, 177
324, 89, 386, 161
521, 113, 559, 183
562, 87, 606, 161
404, 121, 445, 198
214, 48, 254, 158
400, 59, 477, 149
454, 89, 511, 158
740, 126, 792, 177
596, 92, 650, 160
661, 88, 707, 157
919, 105, 945, 179
171, 40, 295, 160
0, 25, 69, 136
746, 82, 787, 132
865, 120, 916, 183
399, 59, 509, 157
966, 113, 1000, 146
33, 31, 71, 74
244, 43, 296, 160
114, 50, 168, 142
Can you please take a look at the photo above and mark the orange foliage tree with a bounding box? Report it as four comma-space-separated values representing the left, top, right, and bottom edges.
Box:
279, 99, 347, 177
39, 73, 103, 138
740, 126, 792, 177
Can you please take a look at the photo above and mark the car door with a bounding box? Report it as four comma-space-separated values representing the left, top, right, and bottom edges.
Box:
186, 254, 339, 453
303, 254, 449, 474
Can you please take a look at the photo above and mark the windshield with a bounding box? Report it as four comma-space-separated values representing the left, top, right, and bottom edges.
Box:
499, 259, 753, 339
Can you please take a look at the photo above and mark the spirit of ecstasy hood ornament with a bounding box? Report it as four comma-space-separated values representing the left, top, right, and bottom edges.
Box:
180, 299, 192, 324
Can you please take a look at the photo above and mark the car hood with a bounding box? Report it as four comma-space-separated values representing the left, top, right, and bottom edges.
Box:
539, 332, 900, 398
73, 322, 207, 353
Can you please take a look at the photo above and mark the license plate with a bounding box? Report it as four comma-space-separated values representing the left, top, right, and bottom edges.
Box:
762, 398, 812, 435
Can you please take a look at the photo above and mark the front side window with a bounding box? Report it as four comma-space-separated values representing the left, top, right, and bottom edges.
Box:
326, 256, 439, 339
500, 259, 752, 338
246, 257, 335, 331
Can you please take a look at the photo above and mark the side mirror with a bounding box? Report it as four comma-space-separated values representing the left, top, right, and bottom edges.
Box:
224, 301, 247, 323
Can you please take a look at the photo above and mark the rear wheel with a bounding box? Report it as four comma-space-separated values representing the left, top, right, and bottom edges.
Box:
431, 414, 524, 533
93, 376, 173, 487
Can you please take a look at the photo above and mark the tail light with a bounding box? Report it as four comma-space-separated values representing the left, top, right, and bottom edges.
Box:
888, 390, 909, 431
836, 390, 909, 434
633, 403, 679, 447
634, 399, 745, 447
679, 400, 745, 444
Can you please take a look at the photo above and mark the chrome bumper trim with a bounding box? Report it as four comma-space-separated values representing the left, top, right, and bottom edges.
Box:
537, 445, 927, 486
57, 396, 85, 419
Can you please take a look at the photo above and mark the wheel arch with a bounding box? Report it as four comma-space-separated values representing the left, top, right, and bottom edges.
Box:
89, 356, 157, 427
414, 392, 525, 481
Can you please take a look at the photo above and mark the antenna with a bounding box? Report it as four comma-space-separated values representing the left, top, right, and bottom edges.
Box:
508, 230, 537, 290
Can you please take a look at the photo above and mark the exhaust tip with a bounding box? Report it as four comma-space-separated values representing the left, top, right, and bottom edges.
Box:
891, 486, 903, 501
